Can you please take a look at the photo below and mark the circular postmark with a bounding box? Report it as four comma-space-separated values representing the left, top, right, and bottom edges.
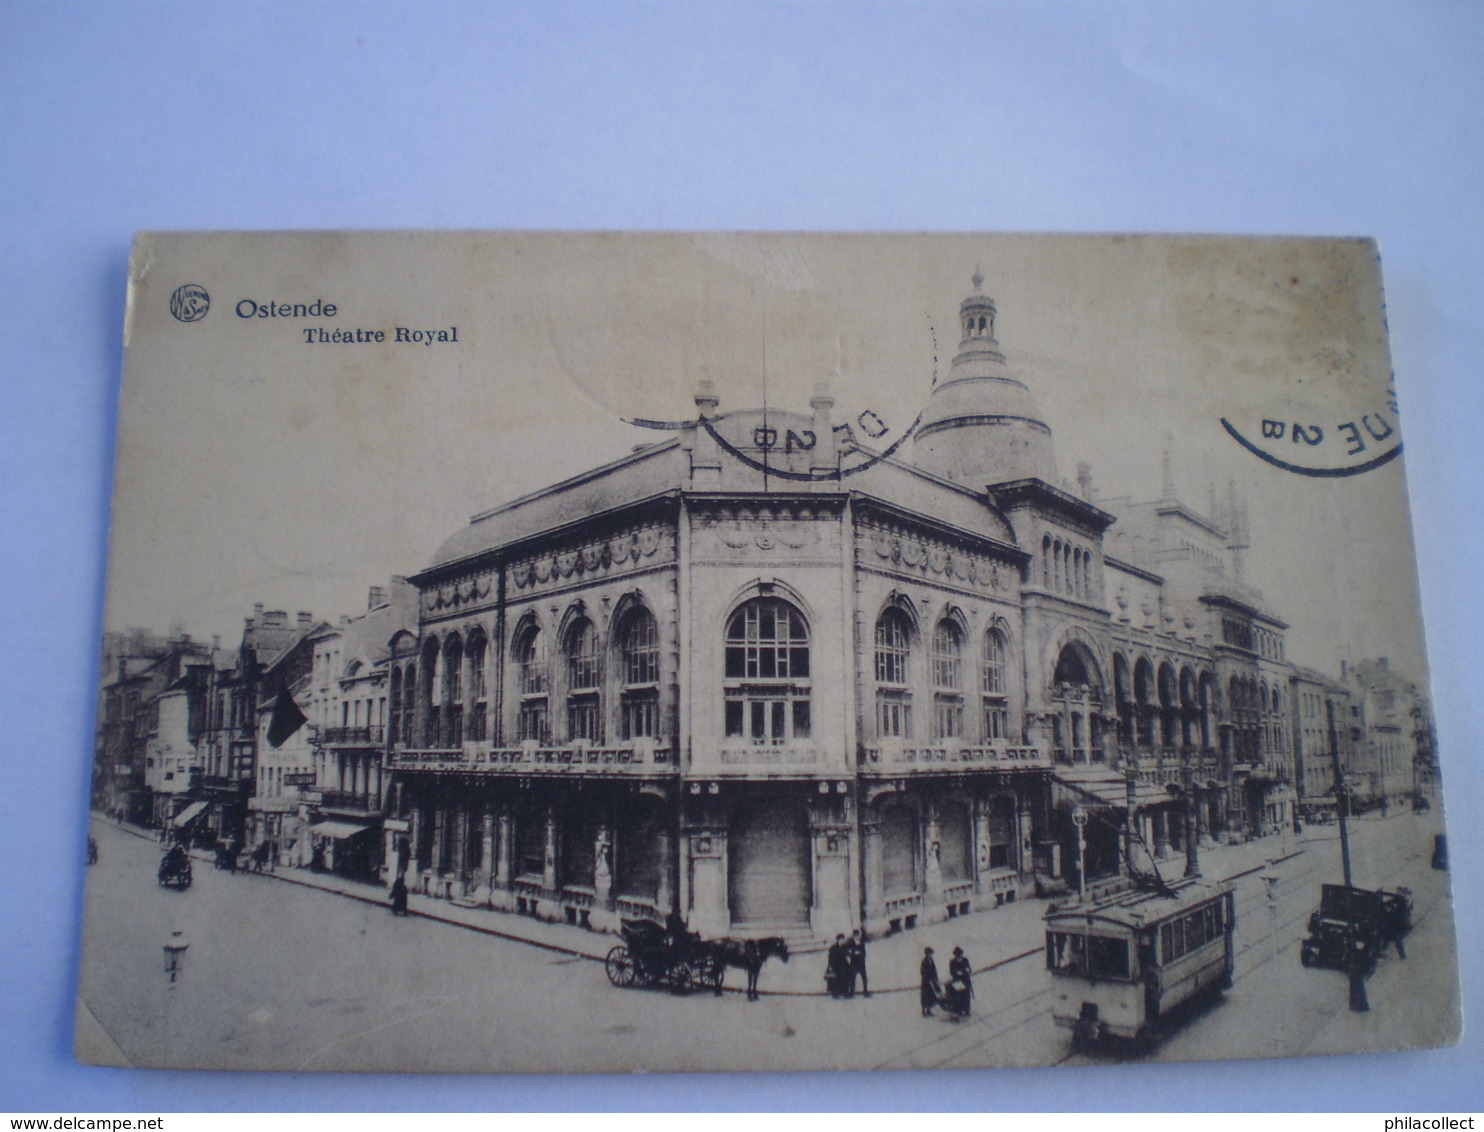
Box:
169, 283, 211, 323
627, 316, 939, 483
1220, 381, 1402, 478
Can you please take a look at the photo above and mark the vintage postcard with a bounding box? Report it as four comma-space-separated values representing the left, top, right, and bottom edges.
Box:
79, 231, 1460, 1073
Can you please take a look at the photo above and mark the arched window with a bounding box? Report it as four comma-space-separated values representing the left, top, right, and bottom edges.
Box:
874, 607, 913, 738
466, 632, 488, 742
442, 635, 464, 747
932, 621, 964, 741
724, 597, 811, 745
982, 627, 1008, 741
565, 618, 600, 742
389, 666, 402, 748
421, 636, 440, 746
619, 607, 660, 740
401, 663, 415, 745
514, 623, 547, 743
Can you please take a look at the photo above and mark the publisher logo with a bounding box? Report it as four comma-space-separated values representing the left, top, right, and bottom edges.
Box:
170, 284, 211, 323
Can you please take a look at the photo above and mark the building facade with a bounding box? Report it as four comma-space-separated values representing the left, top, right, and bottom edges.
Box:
381, 277, 1328, 942
102, 276, 1434, 943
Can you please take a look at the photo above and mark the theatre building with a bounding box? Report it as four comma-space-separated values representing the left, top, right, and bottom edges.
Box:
387, 276, 1298, 942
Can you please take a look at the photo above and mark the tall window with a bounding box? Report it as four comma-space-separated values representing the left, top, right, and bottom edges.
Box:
443, 636, 464, 747
466, 633, 488, 742
982, 627, 1009, 741
932, 621, 964, 741
514, 625, 547, 742
875, 608, 913, 738
401, 663, 415, 745
724, 598, 811, 745
565, 619, 600, 742
619, 608, 660, 740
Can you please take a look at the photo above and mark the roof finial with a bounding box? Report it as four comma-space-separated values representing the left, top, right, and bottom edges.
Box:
971, 266, 985, 292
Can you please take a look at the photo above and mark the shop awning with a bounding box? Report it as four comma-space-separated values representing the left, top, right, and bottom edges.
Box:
172, 800, 209, 828
309, 820, 371, 840
1053, 767, 1172, 810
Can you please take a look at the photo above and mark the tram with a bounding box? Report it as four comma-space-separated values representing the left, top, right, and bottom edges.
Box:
1046, 878, 1235, 1050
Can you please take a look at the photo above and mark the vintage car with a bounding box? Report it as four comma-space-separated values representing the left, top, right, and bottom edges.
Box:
1300, 883, 1411, 973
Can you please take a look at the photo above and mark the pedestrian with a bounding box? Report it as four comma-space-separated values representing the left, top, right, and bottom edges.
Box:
846, 928, 871, 997
390, 873, 409, 916
920, 946, 941, 1017
826, 933, 849, 998
946, 946, 974, 1019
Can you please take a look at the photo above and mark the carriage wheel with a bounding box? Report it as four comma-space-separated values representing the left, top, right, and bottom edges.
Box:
669, 962, 694, 995
704, 963, 725, 993
605, 946, 638, 988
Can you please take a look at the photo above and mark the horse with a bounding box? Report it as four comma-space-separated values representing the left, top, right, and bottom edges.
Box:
709, 937, 790, 1001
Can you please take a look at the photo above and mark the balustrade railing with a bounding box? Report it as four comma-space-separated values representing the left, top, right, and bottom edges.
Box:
316, 788, 381, 814
324, 725, 385, 746
392, 741, 673, 775
861, 743, 1047, 770
719, 745, 820, 768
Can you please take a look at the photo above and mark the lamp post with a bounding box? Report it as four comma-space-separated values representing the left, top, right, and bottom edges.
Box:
1072, 806, 1088, 903
161, 925, 189, 1065
162, 928, 189, 984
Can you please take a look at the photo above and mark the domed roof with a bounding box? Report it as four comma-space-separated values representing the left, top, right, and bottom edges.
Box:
912, 277, 1056, 487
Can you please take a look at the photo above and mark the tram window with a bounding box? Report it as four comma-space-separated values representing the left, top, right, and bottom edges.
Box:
1088, 936, 1131, 980
1161, 922, 1183, 961
1137, 932, 1156, 973
1046, 932, 1085, 973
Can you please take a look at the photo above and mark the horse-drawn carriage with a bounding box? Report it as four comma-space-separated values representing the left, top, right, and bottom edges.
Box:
604, 918, 790, 999
605, 918, 723, 994
157, 845, 193, 890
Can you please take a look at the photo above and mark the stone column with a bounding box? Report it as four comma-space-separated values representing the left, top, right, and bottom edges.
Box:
481, 806, 496, 907
810, 823, 852, 940
1153, 810, 1169, 859
654, 824, 674, 914
591, 824, 615, 931
860, 817, 885, 936
922, 803, 946, 925
973, 804, 992, 896
491, 805, 514, 912
431, 805, 446, 877
1017, 793, 1033, 881
542, 807, 558, 893
455, 804, 470, 894
408, 805, 422, 877
686, 828, 728, 937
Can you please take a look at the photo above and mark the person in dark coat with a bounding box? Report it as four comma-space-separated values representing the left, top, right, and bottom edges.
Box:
946, 946, 974, 1019
846, 928, 870, 997
825, 933, 849, 998
920, 947, 941, 1017
389, 873, 409, 916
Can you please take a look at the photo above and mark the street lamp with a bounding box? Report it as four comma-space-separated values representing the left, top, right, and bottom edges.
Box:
1072, 806, 1088, 903
163, 928, 189, 984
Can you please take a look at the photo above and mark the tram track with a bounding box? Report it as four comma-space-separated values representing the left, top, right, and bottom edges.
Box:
889, 829, 1437, 1069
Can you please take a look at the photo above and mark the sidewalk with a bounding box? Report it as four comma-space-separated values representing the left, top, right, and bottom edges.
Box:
97, 811, 1331, 999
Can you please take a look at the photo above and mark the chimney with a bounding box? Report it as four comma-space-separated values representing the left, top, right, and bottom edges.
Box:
297, 611, 313, 629
1076, 462, 1095, 500
368, 585, 387, 610
212, 635, 221, 650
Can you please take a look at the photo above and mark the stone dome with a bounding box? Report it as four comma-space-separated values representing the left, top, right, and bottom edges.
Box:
912, 275, 1056, 488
